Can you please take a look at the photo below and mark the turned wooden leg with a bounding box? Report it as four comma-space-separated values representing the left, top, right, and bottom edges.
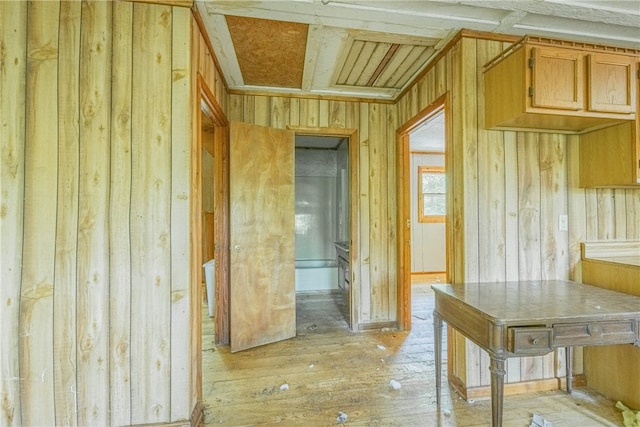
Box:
489, 356, 506, 427
434, 313, 443, 406
566, 346, 573, 394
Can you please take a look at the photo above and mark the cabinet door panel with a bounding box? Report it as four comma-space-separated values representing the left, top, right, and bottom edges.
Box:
587, 53, 636, 114
530, 47, 583, 111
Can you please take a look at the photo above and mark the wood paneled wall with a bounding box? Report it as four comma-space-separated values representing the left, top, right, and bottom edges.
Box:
0, 2, 196, 425
226, 96, 399, 326
396, 36, 640, 393
3, 3, 636, 422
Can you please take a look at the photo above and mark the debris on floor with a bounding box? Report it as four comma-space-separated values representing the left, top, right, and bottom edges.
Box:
306, 323, 317, 331
336, 411, 348, 423
616, 401, 640, 427
279, 383, 289, 391
389, 379, 401, 390
377, 344, 386, 350
530, 413, 553, 427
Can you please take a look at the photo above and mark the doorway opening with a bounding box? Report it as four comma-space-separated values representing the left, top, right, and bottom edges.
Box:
294, 134, 351, 330
194, 78, 229, 351
409, 111, 446, 285
397, 94, 450, 330
200, 106, 216, 320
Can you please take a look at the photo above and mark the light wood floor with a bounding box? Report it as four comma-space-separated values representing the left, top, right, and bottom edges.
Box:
201, 285, 623, 426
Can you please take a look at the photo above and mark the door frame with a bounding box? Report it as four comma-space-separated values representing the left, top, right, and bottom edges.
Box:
193, 74, 230, 346
288, 126, 359, 330
396, 93, 451, 330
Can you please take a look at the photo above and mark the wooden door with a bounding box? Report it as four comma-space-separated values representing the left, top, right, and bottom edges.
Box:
530, 46, 583, 111
229, 121, 295, 352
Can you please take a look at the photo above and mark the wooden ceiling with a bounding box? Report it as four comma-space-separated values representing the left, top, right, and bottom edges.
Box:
334, 31, 438, 90
196, 0, 640, 100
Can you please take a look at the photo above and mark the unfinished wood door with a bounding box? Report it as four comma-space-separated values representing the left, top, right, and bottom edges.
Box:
230, 121, 295, 352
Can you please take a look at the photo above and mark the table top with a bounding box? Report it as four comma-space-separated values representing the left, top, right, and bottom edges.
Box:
431, 280, 640, 326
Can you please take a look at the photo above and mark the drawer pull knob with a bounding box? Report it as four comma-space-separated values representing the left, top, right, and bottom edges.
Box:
587, 324, 601, 336
530, 338, 540, 345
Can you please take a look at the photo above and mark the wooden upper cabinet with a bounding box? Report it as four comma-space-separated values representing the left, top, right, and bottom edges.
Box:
530, 47, 583, 111
579, 63, 640, 188
587, 53, 636, 114
579, 121, 639, 187
484, 37, 638, 134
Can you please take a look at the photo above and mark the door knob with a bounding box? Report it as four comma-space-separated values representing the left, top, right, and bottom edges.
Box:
234, 245, 241, 252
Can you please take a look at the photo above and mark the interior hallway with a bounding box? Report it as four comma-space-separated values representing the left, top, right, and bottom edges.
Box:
201, 284, 623, 426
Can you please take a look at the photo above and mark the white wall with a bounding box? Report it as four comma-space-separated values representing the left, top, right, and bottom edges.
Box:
295, 148, 337, 260
410, 153, 446, 273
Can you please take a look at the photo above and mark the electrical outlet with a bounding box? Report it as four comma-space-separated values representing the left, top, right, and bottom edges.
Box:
559, 215, 568, 231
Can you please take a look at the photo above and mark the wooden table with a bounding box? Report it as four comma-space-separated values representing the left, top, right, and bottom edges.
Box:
432, 280, 640, 427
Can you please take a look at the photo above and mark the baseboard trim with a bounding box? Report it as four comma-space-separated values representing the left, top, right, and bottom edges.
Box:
191, 400, 204, 426
358, 321, 397, 331
411, 272, 446, 283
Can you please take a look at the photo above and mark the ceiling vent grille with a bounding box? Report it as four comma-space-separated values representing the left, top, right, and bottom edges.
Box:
334, 34, 437, 89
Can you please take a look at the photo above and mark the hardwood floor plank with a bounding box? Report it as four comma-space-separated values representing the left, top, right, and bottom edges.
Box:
202, 286, 623, 426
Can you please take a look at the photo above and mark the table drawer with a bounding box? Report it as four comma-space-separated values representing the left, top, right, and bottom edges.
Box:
508, 327, 553, 354
553, 320, 637, 347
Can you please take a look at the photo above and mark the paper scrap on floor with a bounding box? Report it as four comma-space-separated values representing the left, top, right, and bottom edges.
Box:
616, 401, 640, 427
530, 413, 553, 427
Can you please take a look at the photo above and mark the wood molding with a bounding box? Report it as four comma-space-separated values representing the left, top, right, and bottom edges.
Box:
581, 241, 640, 259
411, 272, 446, 283
191, 7, 229, 90
358, 321, 397, 331
191, 400, 204, 427
229, 87, 396, 104
395, 30, 520, 101
119, 0, 193, 7
287, 126, 358, 136
198, 74, 228, 126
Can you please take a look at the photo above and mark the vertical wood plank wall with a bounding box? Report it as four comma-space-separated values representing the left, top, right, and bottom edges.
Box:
3, 4, 638, 423
0, 2, 197, 425
226, 96, 399, 325
396, 36, 640, 391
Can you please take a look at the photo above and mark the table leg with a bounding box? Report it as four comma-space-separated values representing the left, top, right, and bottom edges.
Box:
566, 346, 573, 394
489, 356, 506, 427
434, 312, 443, 406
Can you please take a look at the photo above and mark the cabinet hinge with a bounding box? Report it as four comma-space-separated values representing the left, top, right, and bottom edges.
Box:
528, 57, 535, 68
528, 86, 534, 97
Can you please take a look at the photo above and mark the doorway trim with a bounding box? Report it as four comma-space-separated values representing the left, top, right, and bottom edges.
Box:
396, 93, 451, 330
194, 74, 229, 346
288, 126, 359, 330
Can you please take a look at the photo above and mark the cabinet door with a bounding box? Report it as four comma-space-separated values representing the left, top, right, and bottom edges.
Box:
530, 47, 583, 110
587, 53, 636, 114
